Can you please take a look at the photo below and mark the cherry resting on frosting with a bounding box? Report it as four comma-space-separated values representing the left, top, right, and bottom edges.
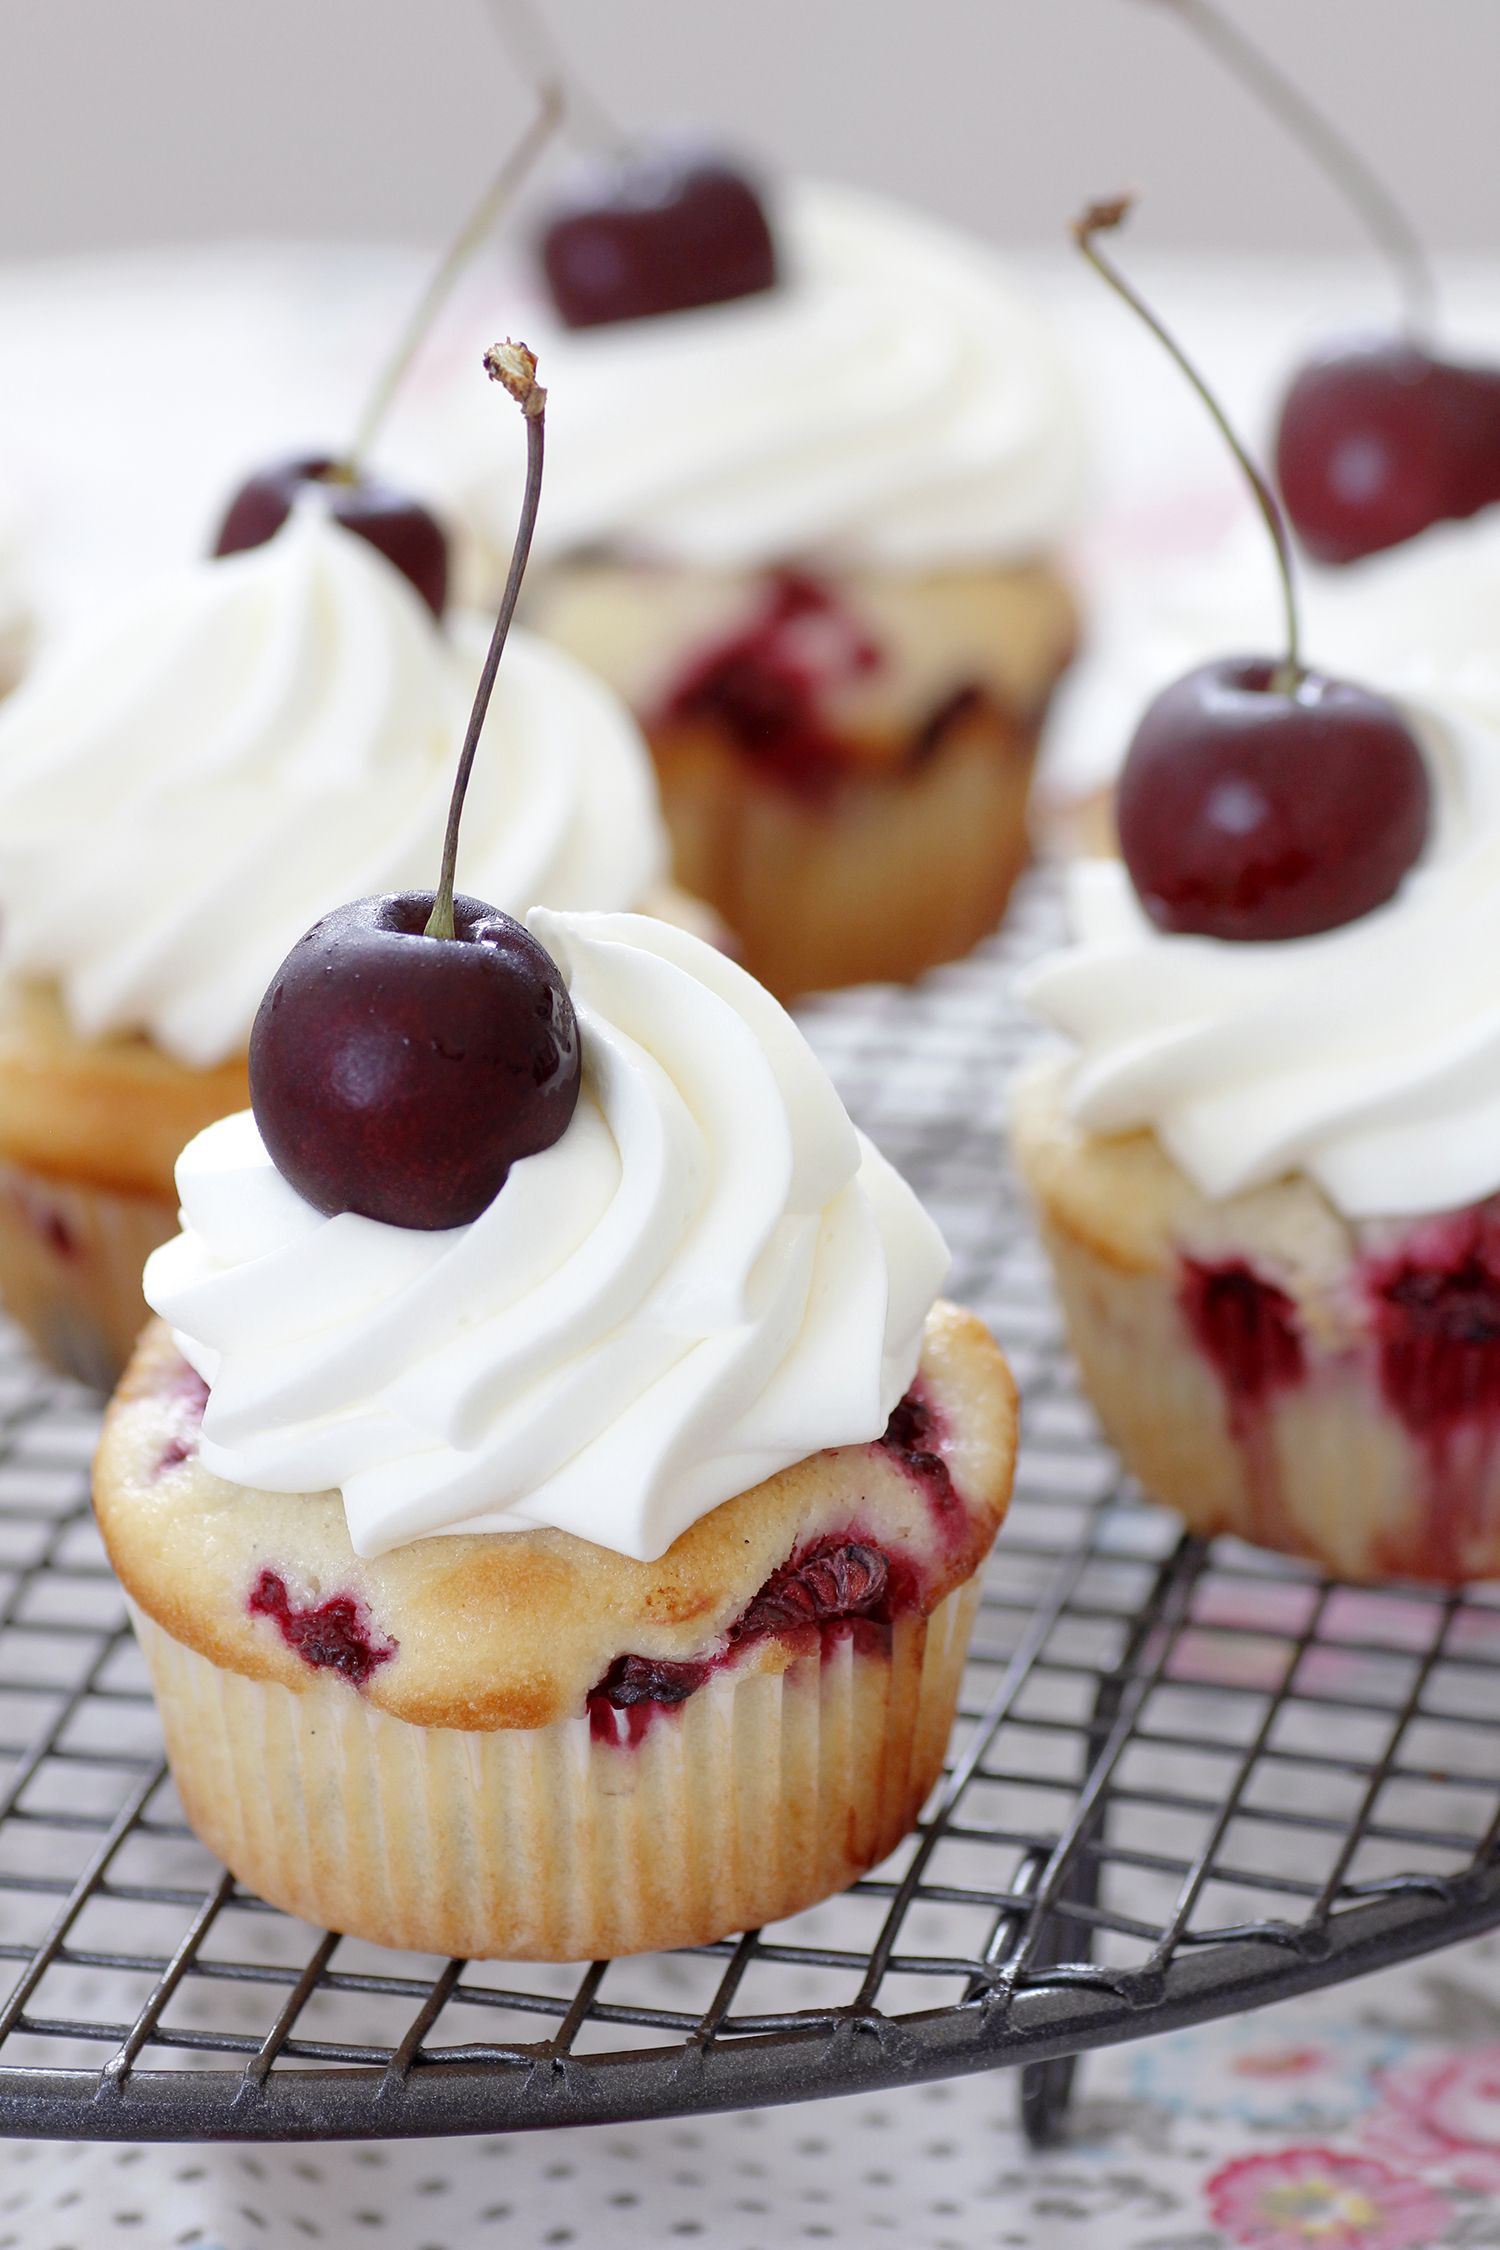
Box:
1075, 197, 1430, 941
249, 342, 580, 1231
214, 457, 450, 618
1275, 343, 1500, 567
250, 891, 579, 1229
539, 148, 777, 329
1118, 657, 1431, 941
1141, 0, 1500, 564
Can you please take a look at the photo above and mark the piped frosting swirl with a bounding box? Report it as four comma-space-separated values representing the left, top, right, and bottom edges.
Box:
145, 910, 949, 1559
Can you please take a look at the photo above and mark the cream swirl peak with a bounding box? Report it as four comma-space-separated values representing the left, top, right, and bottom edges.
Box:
436, 181, 1085, 574
0, 506, 666, 1068
145, 910, 949, 1560
1024, 676, 1500, 1219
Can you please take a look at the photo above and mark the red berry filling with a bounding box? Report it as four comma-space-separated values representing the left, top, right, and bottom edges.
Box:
662, 570, 883, 794
1180, 1259, 1304, 1418
586, 1534, 898, 1744
1369, 1245, 1500, 1435
8, 1181, 78, 1263
154, 1363, 210, 1476
247, 1568, 397, 1689
1360, 1217, 1500, 1578
1178, 1259, 1306, 1548
879, 1386, 958, 1518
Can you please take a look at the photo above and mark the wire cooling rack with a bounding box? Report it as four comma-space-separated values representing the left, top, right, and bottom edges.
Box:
0, 875, 1497, 2143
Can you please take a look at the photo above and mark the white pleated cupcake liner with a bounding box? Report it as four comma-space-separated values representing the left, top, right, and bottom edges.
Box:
129, 1573, 981, 1961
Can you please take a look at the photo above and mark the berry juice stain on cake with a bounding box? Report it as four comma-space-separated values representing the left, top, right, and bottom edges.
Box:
154, 1358, 210, 1475
586, 1536, 899, 1744
1364, 1211, 1500, 1576
662, 571, 883, 796
247, 1569, 396, 1688
1181, 1261, 1304, 1412
1180, 1259, 1305, 1546
880, 1386, 960, 1524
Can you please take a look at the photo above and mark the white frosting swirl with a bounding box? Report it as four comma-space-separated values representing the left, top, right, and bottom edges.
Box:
434, 180, 1084, 573
144, 909, 949, 1561
1024, 677, 1500, 1220
0, 507, 667, 1067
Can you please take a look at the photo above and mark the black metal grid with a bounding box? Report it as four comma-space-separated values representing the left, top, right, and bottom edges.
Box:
0, 874, 1498, 2141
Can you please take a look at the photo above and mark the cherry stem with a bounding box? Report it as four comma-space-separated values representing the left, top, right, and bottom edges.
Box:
425, 344, 547, 943
1074, 196, 1302, 693
1136, 0, 1435, 338
481, 0, 627, 152
342, 85, 562, 481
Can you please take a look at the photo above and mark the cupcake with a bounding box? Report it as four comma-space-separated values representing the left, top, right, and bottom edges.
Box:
96, 907, 1017, 1957
423, 178, 1084, 998
0, 503, 688, 1388
1012, 203, 1500, 1585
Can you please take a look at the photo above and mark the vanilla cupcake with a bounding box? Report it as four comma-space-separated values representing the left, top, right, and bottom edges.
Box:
94, 910, 1017, 1958
423, 182, 1084, 997
0, 506, 689, 1386
1016, 665, 1500, 1584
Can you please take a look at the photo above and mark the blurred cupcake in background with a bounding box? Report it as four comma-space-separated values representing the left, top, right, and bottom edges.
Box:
0, 504, 686, 1388
423, 171, 1086, 998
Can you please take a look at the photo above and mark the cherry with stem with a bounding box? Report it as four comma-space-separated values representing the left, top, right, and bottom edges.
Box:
249, 341, 582, 1232
1136, 0, 1500, 565
1076, 197, 1431, 944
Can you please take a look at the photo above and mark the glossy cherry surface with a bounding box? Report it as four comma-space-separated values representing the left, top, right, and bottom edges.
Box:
1117, 655, 1431, 941
539, 150, 776, 328
1275, 339, 1500, 566
214, 455, 449, 618
249, 891, 580, 1230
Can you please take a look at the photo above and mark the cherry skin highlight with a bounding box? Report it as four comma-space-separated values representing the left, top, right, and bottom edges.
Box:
539, 150, 776, 329
249, 891, 580, 1230
1117, 655, 1430, 942
1275, 339, 1500, 567
213, 454, 449, 618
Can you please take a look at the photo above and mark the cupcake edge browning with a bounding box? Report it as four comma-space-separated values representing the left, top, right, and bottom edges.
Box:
93, 1300, 1016, 1732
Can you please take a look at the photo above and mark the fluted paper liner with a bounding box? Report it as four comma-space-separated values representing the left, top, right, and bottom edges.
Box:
128, 1577, 982, 1960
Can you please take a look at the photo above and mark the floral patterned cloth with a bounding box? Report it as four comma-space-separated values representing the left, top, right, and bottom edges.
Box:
7, 1932, 1500, 2246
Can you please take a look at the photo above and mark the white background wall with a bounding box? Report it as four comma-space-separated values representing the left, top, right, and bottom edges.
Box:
1, 0, 1495, 261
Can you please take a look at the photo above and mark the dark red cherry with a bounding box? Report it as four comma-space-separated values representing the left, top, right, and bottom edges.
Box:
214, 455, 449, 618
1275, 339, 1500, 566
1117, 656, 1431, 941
249, 892, 580, 1230
538, 151, 776, 329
